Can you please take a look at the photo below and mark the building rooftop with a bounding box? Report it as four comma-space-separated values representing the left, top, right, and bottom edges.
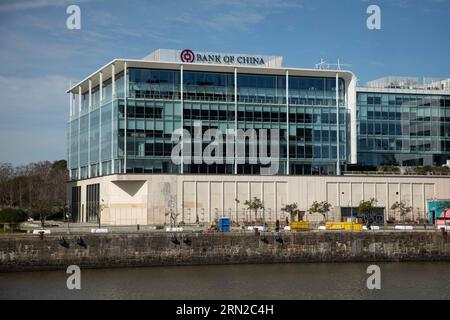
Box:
66, 49, 355, 94
365, 76, 450, 91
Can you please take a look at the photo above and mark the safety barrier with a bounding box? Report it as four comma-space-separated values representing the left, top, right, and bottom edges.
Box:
325, 222, 363, 231
289, 221, 310, 230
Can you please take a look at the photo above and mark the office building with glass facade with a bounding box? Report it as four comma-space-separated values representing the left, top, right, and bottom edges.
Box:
357, 87, 450, 167
67, 49, 356, 182
66, 49, 450, 225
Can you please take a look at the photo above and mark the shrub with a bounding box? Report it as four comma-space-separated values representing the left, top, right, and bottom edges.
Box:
0, 208, 29, 223
377, 165, 400, 173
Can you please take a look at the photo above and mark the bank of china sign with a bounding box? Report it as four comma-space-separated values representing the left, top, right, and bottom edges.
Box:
179, 49, 279, 67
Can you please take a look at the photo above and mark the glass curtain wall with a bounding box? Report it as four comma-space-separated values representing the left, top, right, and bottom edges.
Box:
288, 76, 346, 175
237, 74, 286, 174
357, 92, 450, 166
68, 73, 124, 181
125, 68, 181, 173
69, 67, 349, 179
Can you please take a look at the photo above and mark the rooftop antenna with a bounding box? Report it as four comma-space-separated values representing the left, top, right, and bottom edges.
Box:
315, 58, 330, 70
315, 58, 351, 70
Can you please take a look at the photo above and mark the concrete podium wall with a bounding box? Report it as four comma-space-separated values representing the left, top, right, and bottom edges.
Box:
67, 174, 450, 225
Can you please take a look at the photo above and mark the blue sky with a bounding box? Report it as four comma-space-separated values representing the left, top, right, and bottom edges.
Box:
0, 0, 449, 164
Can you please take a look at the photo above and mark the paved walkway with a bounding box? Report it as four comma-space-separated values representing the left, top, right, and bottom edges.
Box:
16, 221, 441, 235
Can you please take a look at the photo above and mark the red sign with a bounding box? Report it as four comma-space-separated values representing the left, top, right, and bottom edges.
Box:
180, 49, 195, 63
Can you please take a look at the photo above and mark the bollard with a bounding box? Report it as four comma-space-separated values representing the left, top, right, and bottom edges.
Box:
137, 224, 140, 231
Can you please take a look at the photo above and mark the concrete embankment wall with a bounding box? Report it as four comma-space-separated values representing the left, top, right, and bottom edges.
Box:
1, 232, 449, 272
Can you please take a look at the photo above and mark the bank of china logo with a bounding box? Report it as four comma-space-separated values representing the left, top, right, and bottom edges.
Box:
180, 49, 195, 63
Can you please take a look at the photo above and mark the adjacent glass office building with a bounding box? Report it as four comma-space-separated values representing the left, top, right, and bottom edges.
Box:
357, 89, 450, 167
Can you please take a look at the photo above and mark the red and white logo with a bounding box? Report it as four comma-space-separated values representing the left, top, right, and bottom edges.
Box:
180, 49, 195, 63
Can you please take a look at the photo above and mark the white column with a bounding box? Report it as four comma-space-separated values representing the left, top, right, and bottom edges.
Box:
78, 86, 82, 180
88, 80, 92, 178
123, 62, 127, 173
348, 75, 357, 164
99, 71, 103, 103
68, 88, 72, 177
99, 72, 103, 175
234, 68, 238, 175
111, 63, 116, 174
208, 181, 211, 222
180, 64, 184, 174
194, 182, 197, 224
336, 73, 341, 175
88, 79, 92, 108
286, 70, 289, 175
112, 63, 116, 98
234, 182, 238, 222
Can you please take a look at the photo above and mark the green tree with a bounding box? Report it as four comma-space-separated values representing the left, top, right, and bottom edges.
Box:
281, 203, 304, 221
244, 197, 264, 223
308, 201, 332, 222
358, 198, 378, 224
390, 201, 412, 223
0, 208, 28, 233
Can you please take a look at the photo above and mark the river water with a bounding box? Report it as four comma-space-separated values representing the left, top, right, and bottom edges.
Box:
1, 262, 449, 300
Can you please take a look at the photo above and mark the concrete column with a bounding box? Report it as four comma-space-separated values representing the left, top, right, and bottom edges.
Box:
112, 63, 116, 98
88, 80, 92, 178
274, 182, 277, 221
222, 181, 225, 218
180, 65, 184, 174
124, 62, 127, 173
411, 183, 414, 221
234, 68, 238, 175
336, 73, 340, 175
348, 75, 357, 164
422, 183, 426, 221
99, 72, 103, 175
194, 182, 197, 224
234, 182, 238, 222
68, 87, 72, 175
208, 181, 211, 222
99, 71, 103, 103
111, 63, 115, 174
77, 86, 82, 180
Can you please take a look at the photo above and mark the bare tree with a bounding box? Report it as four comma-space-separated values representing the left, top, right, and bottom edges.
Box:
0, 160, 68, 226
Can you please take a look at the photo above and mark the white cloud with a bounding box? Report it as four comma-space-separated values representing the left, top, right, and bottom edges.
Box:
206, 12, 266, 31
0, 0, 90, 12
172, 0, 302, 32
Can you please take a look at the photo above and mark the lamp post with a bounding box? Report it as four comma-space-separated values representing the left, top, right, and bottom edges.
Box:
65, 206, 71, 235
349, 200, 354, 232
235, 198, 240, 226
